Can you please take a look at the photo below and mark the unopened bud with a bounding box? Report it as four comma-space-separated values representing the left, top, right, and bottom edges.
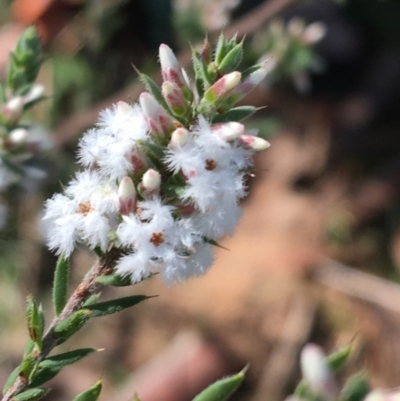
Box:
229, 63, 274, 104
287, 18, 305, 37
3, 97, 24, 124
212, 122, 244, 141
170, 128, 189, 148
200, 38, 213, 64
159, 44, 185, 87
239, 135, 270, 151
141, 169, 161, 195
140, 92, 174, 135
302, 22, 326, 44
117, 100, 132, 116
23, 84, 45, 104
364, 390, 387, 401
162, 81, 188, 116
203, 71, 241, 103
118, 176, 137, 215
300, 344, 338, 399
8, 128, 28, 145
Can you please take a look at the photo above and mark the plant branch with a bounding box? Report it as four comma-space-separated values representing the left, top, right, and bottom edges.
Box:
2, 248, 122, 401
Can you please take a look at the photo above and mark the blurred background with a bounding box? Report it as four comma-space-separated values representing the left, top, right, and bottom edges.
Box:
2, 0, 400, 400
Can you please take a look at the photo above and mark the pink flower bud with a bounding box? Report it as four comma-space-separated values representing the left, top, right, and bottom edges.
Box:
159, 44, 185, 87
203, 71, 241, 103
139, 92, 174, 135
212, 122, 244, 141
300, 344, 338, 399
141, 169, 161, 194
169, 127, 189, 148
118, 176, 137, 215
162, 81, 188, 116
239, 135, 270, 151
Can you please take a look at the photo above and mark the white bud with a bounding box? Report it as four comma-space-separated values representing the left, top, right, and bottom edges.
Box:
23, 84, 45, 104
4, 97, 24, 123
118, 176, 136, 215
8, 128, 28, 144
303, 22, 326, 44
142, 169, 161, 194
213, 122, 244, 141
140, 92, 173, 135
170, 127, 189, 148
159, 44, 184, 86
239, 134, 270, 151
117, 101, 132, 116
300, 344, 338, 399
287, 17, 305, 37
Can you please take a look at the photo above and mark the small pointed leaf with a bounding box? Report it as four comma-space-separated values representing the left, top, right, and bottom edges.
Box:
52, 310, 92, 344
13, 388, 49, 401
25, 296, 43, 350
340, 373, 370, 401
215, 34, 227, 65
29, 349, 96, 387
2, 365, 20, 395
84, 295, 151, 317
95, 274, 132, 287
211, 106, 256, 123
218, 43, 243, 74
53, 255, 70, 317
326, 345, 351, 372
192, 368, 246, 401
72, 380, 102, 401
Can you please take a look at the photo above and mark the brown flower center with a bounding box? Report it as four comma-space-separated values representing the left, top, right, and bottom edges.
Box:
205, 159, 217, 171
150, 232, 164, 246
76, 201, 93, 216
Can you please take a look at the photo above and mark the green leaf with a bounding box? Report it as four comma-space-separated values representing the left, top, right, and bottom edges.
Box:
53, 255, 70, 317
13, 388, 49, 401
326, 344, 351, 372
192, 368, 246, 401
95, 274, 132, 287
52, 310, 92, 344
2, 365, 20, 395
29, 349, 96, 387
84, 295, 151, 317
217, 43, 243, 74
192, 48, 213, 92
202, 237, 229, 251
137, 140, 165, 169
139, 72, 172, 115
215, 33, 227, 65
19, 353, 37, 383
82, 294, 101, 307
25, 296, 43, 350
340, 373, 370, 401
72, 380, 102, 401
211, 106, 256, 123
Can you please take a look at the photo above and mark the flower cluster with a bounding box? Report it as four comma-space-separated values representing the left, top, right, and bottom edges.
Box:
252, 17, 326, 93
44, 35, 270, 283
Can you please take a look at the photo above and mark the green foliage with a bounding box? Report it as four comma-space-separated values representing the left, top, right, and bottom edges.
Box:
327, 345, 352, 372
29, 349, 97, 387
83, 295, 151, 317
95, 273, 133, 287
13, 388, 49, 401
52, 310, 92, 344
218, 42, 244, 74
212, 106, 256, 123
2, 365, 20, 395
192, 369, 246, 401
72, 380, 102, 401
53, 255, 70, 317
340, 373, 370, 401
25, 296, 44, 351
6, 26, 42, 93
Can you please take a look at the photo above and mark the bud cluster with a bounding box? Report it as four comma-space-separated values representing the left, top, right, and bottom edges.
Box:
44, 35, 271, 283
252, 17, 326, 93
0, 27, 50, 229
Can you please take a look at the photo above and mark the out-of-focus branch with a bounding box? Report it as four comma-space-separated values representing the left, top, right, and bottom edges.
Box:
53, 0, 300, 146
313, 259, 400, 313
